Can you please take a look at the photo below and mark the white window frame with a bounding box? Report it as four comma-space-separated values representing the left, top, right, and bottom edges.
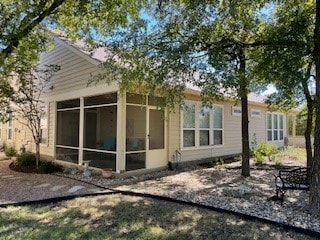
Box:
181, 102, 224, 150
181, 102, 196, 148
7, 114, 13, 141
266, 112, 285, 142
212, 105, 224, 146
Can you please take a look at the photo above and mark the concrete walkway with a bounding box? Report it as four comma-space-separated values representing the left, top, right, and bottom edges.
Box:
0, 159, 107, 205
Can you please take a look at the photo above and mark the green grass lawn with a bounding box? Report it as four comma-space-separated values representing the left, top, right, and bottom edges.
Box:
274, 147, 307, 163
0, 194, 316, 240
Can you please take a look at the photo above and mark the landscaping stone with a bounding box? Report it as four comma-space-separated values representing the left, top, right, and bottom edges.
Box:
56, 163, 320, 234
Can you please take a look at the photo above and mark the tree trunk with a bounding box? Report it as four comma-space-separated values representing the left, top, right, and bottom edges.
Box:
35, 142, 40, 170
301, 68, 314, 168
241, 93, 250, 177
310, 0, 320, 216
239, 49, 250, 177
305, 100, 314, 169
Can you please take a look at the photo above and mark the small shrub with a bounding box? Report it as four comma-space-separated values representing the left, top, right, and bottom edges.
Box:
254, 142, 278, 161
16, 152, 36, 166
254, 151, 266, 165
274, 155, 283, 167
214, 158, 225, 170
38, 161, 63, 174
5, 146, 17, 157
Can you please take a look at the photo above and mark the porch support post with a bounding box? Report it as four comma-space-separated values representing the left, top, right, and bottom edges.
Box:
116, 93, 126, 172
52, 101, 57, 158
78, 97, 84, 165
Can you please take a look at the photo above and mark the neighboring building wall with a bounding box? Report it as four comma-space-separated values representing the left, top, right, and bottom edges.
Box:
288, 136, 314, 148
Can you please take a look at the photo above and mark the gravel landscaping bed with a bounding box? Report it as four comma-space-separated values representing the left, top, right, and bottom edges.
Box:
56, 160, 320, 234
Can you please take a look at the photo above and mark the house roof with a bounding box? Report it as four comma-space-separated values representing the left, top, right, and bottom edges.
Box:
54, 35, 268, 105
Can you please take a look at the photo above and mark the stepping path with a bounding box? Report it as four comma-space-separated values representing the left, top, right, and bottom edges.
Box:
34, 183, 51, 188
50, 185, 66, 191
67, 186, 85, 193
1, 175, 15, 178
0, 159, 106, 205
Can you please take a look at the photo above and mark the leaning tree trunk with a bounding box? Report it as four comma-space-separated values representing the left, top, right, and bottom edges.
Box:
239, 49, 250, 177
310, 0, 320, 216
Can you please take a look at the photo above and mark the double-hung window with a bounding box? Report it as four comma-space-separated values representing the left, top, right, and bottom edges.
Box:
182, 103, 223, 148
213, 106, 223, 145
267, 112, 284, 141
199, 106, 210, 146
7, 115, 13, 140
183, 103, 196, 147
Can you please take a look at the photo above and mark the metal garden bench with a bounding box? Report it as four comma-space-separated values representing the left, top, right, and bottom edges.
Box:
275, 167, 310, 204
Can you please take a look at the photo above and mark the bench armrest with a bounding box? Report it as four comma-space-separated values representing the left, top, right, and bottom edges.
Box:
275, 174, 284, 188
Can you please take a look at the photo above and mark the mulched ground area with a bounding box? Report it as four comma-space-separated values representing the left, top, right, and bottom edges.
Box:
3, 152, 319, 234
0, 159, 107, 205
57, 157, 320, 234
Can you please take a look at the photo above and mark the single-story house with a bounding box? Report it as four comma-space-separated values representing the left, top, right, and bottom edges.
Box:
1, 36, 299, 174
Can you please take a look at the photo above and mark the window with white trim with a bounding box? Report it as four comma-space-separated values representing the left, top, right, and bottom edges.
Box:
213, 106, 223, 145
7, 114, 13, 140
267, 112, 284, 141
183, 103, 196, 147
182, 103, 223, 148
199, 106, 210, 146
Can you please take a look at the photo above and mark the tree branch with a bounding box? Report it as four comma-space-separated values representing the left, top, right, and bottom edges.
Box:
1, 0, 66, 57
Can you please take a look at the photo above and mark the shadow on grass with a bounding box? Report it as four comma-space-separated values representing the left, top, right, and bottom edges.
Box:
0, 194, 315, 240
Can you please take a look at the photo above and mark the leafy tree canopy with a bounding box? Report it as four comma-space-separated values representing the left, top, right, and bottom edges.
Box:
94, 0, 273, 107
0, 0, 147, 76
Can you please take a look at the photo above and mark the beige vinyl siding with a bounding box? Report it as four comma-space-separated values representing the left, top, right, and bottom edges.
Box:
168, 105, 181, 162
40, 42, 101, 97
248, 106, 267, 146
168, 97, 284, 163
6, 40, 111, 159
40, 101, 56, 158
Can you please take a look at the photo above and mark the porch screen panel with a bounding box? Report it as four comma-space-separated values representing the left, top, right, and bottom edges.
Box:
126, 105, 146, 151
126, 153, 146, 171
84, 106, 117, 151
56, 110, 80, 147
56, 147, 79, 164
56, 98, 80, 164
83, 150, 116, 170
126, 104, 146, 170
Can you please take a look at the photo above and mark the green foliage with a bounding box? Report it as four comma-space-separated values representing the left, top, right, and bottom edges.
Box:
254, 151, 266, 165
253, 142, 278, 162
274, 155, 283, 167
214, 158, 225, 170
5, 146, 16, 157
16, 152, 36, 166
288, 104, 315, 136
250, 133, 258, 152
38, 161, 63, 174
